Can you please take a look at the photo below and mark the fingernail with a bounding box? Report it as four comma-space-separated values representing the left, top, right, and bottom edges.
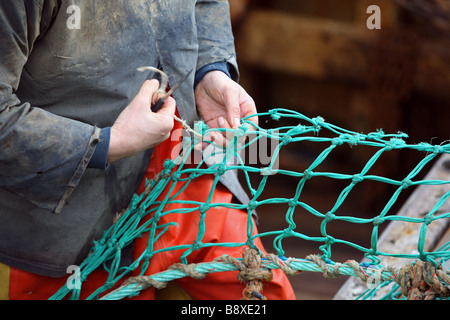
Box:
204, 133, 215, 142
218, 117, 225, 127
234, 118, 241, 128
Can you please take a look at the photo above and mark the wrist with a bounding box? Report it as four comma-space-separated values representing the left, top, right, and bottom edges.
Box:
88, 127, 111, 169
194, 61, 231, 88
107, 125, 133, 163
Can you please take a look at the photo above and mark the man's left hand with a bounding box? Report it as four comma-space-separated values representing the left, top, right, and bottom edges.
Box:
194, 71, 258, 147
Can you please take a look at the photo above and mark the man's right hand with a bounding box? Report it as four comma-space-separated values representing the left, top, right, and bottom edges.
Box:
107, 79, 176, 163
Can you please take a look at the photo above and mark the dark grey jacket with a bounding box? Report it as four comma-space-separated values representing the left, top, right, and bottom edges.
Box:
0, 0, 242, 277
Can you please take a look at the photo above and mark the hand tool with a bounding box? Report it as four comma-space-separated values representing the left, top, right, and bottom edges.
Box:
150, 68, 194, 112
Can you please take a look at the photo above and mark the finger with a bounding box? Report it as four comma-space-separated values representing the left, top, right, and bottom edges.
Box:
222, 89, 242, 129
215, 117, 234, 148
136, 79, 161, 108
139, 79, 160, 99
194, 131, 216, 151
211, 131, 228, 148
197, 120, 229, 150
240, 98, 259, 128
218, 116, 231, 129
155, 96, 176, 117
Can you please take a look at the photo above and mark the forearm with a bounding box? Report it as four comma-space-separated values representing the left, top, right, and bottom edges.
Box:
0, 0, 101, 213
0, 103, 101, 213
195, 0, 239, 80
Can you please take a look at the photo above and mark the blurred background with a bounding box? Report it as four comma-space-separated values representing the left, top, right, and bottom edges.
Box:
227, 0, 450, 299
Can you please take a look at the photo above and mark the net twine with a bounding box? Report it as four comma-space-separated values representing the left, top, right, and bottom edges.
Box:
48, 108, 450, 300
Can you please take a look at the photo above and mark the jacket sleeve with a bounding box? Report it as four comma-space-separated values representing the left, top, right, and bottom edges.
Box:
194, 0, 239, 81
0, 0, 101, 214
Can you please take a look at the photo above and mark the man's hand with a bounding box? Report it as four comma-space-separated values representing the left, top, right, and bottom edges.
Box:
194, 71, 257, 147
108, 79, 176, 163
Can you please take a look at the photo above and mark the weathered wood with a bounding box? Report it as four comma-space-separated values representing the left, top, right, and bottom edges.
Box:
235, 10, 450, 98
236, 10, 372, 82
333, 153, 450, 300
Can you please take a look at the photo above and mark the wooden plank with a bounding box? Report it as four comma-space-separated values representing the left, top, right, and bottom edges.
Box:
262, 0, 358, 22
236, 10, 372, 82
333, 154, 450, 300
235, 10, 450, 98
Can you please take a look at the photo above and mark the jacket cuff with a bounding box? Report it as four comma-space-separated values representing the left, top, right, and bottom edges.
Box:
88, 127, 110, 170
194, 61, 232, 88
54, 126, 101, 214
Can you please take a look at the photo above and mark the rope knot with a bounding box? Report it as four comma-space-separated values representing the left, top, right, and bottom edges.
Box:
269, 109, 281, 120
324, 212, 336, 222
198, 204, 209, 214
303, 170, 313, 180
169, 263, 207, 280
373, 216, 384, 226
283, 228, 295, 237
401, 179, 412, 189
395, 261, 450, 300
352, 174, 364, 184
386, 138, 405, 150
332, 137, 344, 146
217, 164, 227, 176
288, 199, 297, 208
191, 240, 203, 251
237, 248, 273, 300
311, 116, 324, 132
248, 200, 258, 211
171, 172, 182, 181
281, 135, 292, 145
